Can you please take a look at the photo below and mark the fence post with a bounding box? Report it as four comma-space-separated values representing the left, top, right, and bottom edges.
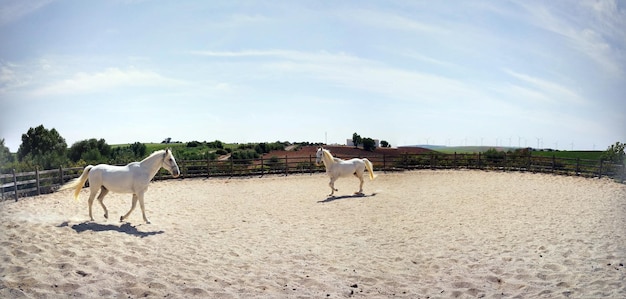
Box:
284, 155, 288, 176
59, 167, 64, 185
552, 155, 556, 173
260, 156, 264, 176
430, 153, 435, 169
478, 153, 482, 170
621, 160, 625, 183
598, 159, 603, 179
207, 156, 211, 178
404, 152, 409, 170
36, 167, 41, 196
453, 152, 457, 169
230, 157, 234, 177
12, 169, 18, 202
576, 158, 580, 176
503, 152, 507, 172
309, 155, 313, 175
383, 154, 387, 171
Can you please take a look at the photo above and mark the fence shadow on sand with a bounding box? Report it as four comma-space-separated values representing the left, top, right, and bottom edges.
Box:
57, 221, 164, 238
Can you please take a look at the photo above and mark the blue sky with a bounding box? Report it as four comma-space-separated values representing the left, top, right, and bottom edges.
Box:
1, 0, 625, 152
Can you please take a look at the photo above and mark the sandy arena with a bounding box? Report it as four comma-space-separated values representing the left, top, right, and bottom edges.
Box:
1, 170, 625, 298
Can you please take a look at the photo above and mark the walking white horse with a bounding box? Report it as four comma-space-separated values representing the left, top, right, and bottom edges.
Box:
59, 149, 180, 224
315, 147, 376, 197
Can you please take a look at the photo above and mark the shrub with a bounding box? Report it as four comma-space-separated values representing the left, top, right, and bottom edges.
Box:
602, 142, 625, 164
187, 141, 202, 147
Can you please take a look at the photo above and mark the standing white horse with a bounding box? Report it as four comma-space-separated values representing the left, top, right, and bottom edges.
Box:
59, 149, 180, 224
315, 147, 376, 197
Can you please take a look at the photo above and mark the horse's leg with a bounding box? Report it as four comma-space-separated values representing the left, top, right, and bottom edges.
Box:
120, 194, 138, 222
87, 190, 97, 221
328, 177, 338, 196
137, 193, 151, 224
356, 172, 364, 194
97, 186, 109, 220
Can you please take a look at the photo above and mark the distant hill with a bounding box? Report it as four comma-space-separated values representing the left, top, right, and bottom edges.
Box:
402, 145, 518, 154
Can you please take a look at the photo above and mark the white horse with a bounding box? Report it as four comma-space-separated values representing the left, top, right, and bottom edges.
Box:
315, 147, 376, 197
59, 149, 180, 224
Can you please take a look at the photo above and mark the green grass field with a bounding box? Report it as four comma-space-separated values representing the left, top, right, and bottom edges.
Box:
434, 146, 604, 160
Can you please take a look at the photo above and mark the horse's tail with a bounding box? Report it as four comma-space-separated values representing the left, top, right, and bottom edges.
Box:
58, 165, 93, 200
363, 158, 377, 180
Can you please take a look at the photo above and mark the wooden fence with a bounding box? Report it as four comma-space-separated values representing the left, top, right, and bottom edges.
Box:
2, 152, 624, 202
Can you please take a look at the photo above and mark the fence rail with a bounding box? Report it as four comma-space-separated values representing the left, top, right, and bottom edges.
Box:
2, 152, 624, 202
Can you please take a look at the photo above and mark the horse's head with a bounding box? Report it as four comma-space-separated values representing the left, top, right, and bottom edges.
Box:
162, 148, 180, 178
315, 147, 326, 165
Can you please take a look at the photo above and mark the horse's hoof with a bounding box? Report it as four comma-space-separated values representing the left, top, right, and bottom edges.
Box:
104, 214, 108, 219
119, 216, 124, 222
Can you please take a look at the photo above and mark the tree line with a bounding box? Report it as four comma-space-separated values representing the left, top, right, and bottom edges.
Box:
0, 125, 154, 172
0, 125, 291, 172
1, 124, 624, 173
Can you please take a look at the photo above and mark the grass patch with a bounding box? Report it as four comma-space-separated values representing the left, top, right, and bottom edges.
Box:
435, 147, 604, 161
531, 150, 603, 160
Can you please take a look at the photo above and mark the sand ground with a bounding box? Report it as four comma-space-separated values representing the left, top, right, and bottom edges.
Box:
1, 170, 625, 298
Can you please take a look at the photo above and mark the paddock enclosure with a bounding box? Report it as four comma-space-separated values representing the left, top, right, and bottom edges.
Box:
1, 170, 625, 298
2, 146, 624, 201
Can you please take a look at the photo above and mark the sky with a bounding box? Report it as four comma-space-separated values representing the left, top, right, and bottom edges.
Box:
1, 0, 625, 152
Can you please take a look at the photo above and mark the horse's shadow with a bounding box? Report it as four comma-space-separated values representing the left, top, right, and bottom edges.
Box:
317, 192, 377, 203
58, 221, 164, 238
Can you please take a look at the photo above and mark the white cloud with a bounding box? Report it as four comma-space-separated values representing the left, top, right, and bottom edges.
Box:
0, 64, 16, 84
342, 8, 449, 35
505, 70, 587, 106
516, 1, 625, 77
190, 49, 362, 64
191, 49, 486, 106
0, 62, 29, 92
0, 0, 54, 25
32, 67, 184, 96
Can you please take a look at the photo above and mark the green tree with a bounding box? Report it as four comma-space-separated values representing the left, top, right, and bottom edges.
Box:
186, 141, 202, 147
207, 140, 224, 149
484, 148, 505, 163
231, 149, 258, 164
129, 142, 147, 158
601, 142, 625, 163
17, 125, 68, 168
255, 142, 269, 154
352, 132, 362, 148
0, 138, 15, 169
69, 138, 111, 163
110, 147, 137, 164
362, 137, 376, 151
380, 140, 390, 148
109, 142, 147, 164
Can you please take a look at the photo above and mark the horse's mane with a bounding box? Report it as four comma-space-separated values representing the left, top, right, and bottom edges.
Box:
150, 149, 166, 157
141, 149, 168, 162
322, 148, 338, 163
